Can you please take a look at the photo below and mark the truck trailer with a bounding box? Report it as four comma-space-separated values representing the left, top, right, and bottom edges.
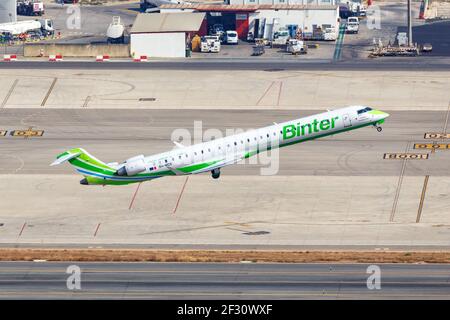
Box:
0, 19, 54, 36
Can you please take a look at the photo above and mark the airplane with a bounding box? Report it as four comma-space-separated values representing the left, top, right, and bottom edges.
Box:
51, 106, 389, 185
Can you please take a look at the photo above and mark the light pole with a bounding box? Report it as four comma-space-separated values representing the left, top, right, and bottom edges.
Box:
407, 0, 413, 46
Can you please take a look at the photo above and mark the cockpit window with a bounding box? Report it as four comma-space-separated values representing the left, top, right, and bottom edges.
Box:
357, 107, 372, 115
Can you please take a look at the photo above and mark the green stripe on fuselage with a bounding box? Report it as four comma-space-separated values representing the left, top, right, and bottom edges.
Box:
177, 160, 221, 173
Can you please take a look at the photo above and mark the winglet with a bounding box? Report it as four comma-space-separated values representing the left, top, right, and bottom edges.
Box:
50, 151, 81, 166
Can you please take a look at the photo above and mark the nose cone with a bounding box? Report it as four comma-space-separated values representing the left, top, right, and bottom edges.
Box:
80, 178, 88, 185
369, 109, 389, 119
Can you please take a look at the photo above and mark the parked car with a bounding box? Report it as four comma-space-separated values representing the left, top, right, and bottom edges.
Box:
225, 30, 238, 44
420, 43, 433, 52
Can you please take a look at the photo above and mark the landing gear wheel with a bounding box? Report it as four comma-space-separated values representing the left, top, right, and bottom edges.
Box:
377, 126, 382, 132
211, 168, 221, 179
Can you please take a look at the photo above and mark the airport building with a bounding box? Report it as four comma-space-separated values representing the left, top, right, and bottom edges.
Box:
227, 0, 338, 5
129, 12, 205, 58
159, 4, 339, 40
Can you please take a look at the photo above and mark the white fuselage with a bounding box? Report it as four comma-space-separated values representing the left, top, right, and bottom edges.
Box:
121, 106, 387, 176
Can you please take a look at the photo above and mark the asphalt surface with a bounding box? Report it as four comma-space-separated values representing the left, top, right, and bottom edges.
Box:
399, 21, 450, 57
0, 59, 450, 70
0, 262, 448, 299
0, 109, 448, 177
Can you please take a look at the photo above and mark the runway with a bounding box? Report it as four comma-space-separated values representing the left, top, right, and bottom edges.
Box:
0, 67, 449, 248
0, 109, 448, 176
0, 262, 448, 299
0, 108, 449, 247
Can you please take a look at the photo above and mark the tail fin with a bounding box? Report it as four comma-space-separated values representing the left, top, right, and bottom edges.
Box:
51, 148, 116, 175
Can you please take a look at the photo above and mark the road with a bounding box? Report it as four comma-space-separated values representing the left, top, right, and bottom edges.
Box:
0, 262, 448, 299
1, 60, 450, 70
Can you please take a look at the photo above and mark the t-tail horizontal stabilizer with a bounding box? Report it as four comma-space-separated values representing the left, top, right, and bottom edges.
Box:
50, 151, 81, 166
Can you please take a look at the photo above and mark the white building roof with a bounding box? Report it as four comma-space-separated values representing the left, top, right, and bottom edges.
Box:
130, 12, 206, 34
159, 4, 338, 11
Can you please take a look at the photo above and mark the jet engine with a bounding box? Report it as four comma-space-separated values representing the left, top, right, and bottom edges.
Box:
116, 155, 146, 176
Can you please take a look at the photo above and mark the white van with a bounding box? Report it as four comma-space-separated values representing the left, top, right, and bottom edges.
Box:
347, 17, 359, 25
346, 16, 359, 34
225, 30, 238, 44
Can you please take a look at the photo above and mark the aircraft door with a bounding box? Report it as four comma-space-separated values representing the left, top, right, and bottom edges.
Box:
176, 152, 186, 167
343, 114, 352, 127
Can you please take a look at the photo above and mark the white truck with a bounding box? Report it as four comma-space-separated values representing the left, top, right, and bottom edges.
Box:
323, 27, 337, 41
0, 19, 54, 36
271, 28, 290, 47
17, 0, 44, 16
201, 35, 221, 53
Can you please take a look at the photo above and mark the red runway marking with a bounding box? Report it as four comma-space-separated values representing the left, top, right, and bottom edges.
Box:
94, 223, 101, 237
128, 182, 142, 210
18, 223, 26, 237
173, 176, 189, 214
